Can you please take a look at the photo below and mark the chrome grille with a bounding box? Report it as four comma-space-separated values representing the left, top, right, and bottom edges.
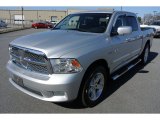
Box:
10, 45, 51, 74
24, 51, 45, 63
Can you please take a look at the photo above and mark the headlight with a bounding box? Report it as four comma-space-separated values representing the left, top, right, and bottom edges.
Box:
8, 45, 13, 60
9, 45, 12, 53
50, 58, 83, 73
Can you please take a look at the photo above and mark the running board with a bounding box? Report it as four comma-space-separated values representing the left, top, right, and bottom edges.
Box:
112, 59, 141, 80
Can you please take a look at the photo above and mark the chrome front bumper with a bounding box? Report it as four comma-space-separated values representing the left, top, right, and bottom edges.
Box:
7, 61, 85, 102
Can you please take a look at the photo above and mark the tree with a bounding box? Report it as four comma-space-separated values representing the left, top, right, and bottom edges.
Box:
137, 17, 142, 24
143, 14, 154, 24
155, 12, 160, 20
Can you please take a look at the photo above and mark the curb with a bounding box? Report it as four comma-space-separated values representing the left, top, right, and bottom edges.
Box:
0, 27, 31, 34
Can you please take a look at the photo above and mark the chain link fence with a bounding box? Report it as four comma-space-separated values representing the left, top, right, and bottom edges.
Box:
0, 19, 33, 33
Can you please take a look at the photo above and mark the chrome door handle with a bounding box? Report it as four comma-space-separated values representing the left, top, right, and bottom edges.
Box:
121, 39, 130, 44
126, 38, 130, 41
125, 38, 131, 42
127, 38, 137, 42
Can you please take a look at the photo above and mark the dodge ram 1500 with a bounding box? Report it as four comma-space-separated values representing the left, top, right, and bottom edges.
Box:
7, 10, 154, 107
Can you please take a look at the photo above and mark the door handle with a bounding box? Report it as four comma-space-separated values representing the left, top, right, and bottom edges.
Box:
127, 38, 137, 42
138, 35, 143, 38
121, 39, 130, 44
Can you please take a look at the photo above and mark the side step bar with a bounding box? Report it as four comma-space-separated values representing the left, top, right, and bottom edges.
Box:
112, 59, 141, 80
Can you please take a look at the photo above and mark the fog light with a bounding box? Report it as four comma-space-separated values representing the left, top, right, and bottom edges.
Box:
41, 91, 54, 98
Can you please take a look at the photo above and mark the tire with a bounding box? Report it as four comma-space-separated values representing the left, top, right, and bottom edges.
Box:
35, 26, 38, 29
80, 66, 108, 107
140, 43, 150, 65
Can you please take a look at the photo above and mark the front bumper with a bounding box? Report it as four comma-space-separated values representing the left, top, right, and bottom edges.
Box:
7, 61, 85, 102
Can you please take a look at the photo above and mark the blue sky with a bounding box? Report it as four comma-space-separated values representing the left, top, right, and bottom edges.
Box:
0, 6, 159, 17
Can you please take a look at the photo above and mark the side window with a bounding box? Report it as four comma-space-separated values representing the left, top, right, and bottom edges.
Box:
111, 15, 125, 36
114, 16, 124, 31
126, 16, 138, 31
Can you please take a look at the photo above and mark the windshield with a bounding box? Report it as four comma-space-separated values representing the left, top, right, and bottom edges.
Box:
54, 13, 112, 33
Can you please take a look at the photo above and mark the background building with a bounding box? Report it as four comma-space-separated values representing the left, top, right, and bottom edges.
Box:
0, 9, 67, 24
0, 8, 114, 25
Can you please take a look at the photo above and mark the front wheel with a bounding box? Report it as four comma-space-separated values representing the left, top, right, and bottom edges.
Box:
80, 66, 108, 107
140, 44, 150, 65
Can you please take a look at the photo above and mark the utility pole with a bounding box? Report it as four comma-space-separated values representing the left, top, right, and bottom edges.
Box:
9, 10, 11, 24
37, 10, 39, 22
153, 11, 157, 21
121, 6, 123, 11
21, 6, 24, 28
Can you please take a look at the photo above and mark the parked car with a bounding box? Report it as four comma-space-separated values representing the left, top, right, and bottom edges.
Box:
141, 21, 160, 37
0, 20, 7, 28
7, 11, 154, 107
150, 20, 160, 26
32, 21, 54, 29
140, 25, 156, 35
50, 20, 59, 26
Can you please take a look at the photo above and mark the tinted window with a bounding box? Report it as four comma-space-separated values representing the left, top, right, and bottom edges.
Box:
111, 15, 125, 36
114, 16, 125, 31
126, 16, 138, 31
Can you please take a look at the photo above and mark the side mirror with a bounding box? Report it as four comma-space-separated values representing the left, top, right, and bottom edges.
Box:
117, 26, 132, 35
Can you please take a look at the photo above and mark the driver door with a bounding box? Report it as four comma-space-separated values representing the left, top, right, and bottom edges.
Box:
109, 15, 132, 71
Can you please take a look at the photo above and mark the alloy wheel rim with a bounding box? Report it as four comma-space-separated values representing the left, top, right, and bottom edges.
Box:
87, 73, 104, 101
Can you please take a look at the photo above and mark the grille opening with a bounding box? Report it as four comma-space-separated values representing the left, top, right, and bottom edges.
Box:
10, 46, 51, 74
24, 51, 45, 63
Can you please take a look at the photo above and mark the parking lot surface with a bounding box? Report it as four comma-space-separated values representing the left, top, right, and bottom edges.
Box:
0, 29, 160, 113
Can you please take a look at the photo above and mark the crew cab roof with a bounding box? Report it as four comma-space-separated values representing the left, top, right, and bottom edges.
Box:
70, 10, 136, 16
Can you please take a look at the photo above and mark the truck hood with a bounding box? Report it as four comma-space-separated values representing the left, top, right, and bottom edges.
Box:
11, 30, 103, 58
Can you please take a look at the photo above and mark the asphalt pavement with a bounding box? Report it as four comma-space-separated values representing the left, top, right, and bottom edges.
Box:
0, 28, 160, 113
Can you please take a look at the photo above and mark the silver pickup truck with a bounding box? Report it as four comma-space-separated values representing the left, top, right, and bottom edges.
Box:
7, 11, 154, 107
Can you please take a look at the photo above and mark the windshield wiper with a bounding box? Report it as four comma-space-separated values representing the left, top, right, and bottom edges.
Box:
65, 28, 88, 32
51, 28, 88, 32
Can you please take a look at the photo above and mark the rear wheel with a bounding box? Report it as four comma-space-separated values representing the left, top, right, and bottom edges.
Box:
80, 66, 108, 107
140, 43, 150, 65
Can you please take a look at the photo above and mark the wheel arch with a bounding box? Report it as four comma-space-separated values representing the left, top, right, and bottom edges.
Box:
146, 40, 151, 48
141, 39, 151, 55
83, 59, 109, 78
77, 59, 110, 99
